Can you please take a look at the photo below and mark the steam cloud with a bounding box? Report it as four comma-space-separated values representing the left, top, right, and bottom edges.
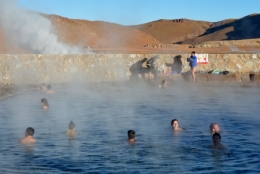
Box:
0, 0, 89, 54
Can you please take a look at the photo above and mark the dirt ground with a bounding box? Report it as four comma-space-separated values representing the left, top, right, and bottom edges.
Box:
91, 46, 260, 54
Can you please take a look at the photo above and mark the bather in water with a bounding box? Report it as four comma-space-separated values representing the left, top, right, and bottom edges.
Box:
18, 127, 36, 144
67, 121, 76, 135
41, 98, 49, 109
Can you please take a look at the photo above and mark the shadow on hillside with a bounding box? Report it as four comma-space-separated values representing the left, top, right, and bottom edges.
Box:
226, 14, 260, 40
197, 14, 260, 40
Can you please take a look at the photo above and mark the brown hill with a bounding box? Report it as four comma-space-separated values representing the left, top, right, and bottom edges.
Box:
182, 14, 260, 45
46, 14, 160, 48
0, 12, 259, 54
131, 13, 260, 46
131, 19, 211, 44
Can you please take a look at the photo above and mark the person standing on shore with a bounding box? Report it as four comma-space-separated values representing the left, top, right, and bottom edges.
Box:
147, 55, 159, 80
187, 51, 197, 82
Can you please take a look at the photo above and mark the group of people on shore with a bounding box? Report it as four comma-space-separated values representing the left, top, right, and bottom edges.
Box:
157, 51, 197, 88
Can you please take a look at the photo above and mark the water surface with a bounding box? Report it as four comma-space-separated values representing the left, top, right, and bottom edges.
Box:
0, 82, 259, 173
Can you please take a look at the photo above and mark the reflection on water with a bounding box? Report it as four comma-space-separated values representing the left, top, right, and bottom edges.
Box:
0, 82, 260, 173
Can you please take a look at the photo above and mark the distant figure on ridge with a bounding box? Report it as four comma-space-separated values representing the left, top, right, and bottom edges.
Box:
128, 130, 136, 142
171, 119, 183, 131
67, 121, 76, 135
18, 127, 36, 144
46, 85, 55, 94
41, 98, 49, 109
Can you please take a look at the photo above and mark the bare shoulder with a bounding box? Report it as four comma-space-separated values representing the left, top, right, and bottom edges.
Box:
18, 137, 25, 143
18, 137, 36, 144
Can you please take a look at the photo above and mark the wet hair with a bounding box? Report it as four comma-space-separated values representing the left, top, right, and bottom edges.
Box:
171, 119, 178, 126
41, 98, 49, 107
212, 132, 221, 139
26, 127, 34, 136
128, 130, 135, 139
191, 51, 196, 54
47, 85, 51, 90
68, 121, 75, 130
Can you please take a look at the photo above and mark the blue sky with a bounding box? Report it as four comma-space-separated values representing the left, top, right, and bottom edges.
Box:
17, 0, 260, 25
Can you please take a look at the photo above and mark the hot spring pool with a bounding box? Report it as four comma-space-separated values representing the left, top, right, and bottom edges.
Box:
0, 82, 260, 173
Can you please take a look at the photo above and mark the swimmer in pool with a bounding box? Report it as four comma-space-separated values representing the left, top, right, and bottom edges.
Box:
41, 98, 49, 109
128, 130, 135, 142
209, 132, 227, 149
67, 121, 76, 135
18, 127, 36, 144
46, 85, 55, 94
209, 123, 220, 134
38, 83, 47, 91
171, 119, 183, 130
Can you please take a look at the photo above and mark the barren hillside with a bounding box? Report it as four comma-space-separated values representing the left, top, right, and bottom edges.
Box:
46, 14, 160, 48
0, 12, 259, 54
131, 19, 211, 44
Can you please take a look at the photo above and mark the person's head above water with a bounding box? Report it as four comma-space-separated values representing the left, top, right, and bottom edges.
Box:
41, 98, 49, 109
128, 130, 135, 142
69, 121, 75, 130
212, 132, 221, 146
210, 132, 227, 149
46, 85, 55, 93
38, 83, 47, 91
210, 123, 220, 134
25, 127, 34, 137
171, 119, 182, 130
18, 127, 36, 143
67, 121, 76, 134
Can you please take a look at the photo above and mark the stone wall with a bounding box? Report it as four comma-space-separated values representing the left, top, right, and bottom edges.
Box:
0, 54, 260, 84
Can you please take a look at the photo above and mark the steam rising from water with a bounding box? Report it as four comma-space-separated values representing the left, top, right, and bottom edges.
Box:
0, 0, 90, 54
